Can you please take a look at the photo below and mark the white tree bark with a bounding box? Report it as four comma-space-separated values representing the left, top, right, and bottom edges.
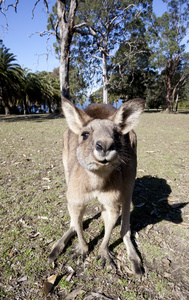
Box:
57, 0, 78, 105
102, 52, 108, 104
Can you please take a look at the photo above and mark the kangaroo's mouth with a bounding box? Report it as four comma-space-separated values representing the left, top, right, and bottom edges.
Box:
100, 159, 109, 165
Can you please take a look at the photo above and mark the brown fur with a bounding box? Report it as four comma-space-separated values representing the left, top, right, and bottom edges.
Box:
49, 98, 145, 275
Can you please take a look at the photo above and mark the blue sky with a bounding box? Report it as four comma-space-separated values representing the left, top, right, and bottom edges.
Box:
1, 0, 58, 72
0, 0, 188, 73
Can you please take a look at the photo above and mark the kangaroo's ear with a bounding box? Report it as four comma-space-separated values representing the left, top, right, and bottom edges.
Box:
112, 98, 145, 134
62, 98, 92, 134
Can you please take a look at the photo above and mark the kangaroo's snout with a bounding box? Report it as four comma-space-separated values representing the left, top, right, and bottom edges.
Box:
94, 136, 117, 164
95, 140, 115, 154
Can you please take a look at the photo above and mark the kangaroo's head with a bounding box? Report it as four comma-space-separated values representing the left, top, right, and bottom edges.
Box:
62, 98, 144, 174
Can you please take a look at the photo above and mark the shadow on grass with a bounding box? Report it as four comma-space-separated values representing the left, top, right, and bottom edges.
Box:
131, 176, 188, 231
177, 111, 189, 114
0, 113, 64, 123
88, 176, 188, 253
143, 110, 189, 114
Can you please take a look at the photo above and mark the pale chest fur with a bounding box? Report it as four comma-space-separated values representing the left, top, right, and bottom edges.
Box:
66, 164, 124, 206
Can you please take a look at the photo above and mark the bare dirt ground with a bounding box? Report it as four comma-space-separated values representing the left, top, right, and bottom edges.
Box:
0, 111, 188, 299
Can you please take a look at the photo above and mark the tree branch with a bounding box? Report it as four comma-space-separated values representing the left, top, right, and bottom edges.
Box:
171, 73, 186, 100
32, 0, 49, 19
30, 30, 56, 38
0, 0, 19, 12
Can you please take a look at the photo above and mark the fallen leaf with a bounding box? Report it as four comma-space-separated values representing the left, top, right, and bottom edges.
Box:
124, 265, 133, 274
19, 218, 31, 228
38, 216, 51, 220
45, 238, 54, 246
9, 251, 14, 258
157, 197, 167, 202
65, 287, 85, 299
29, 231, 40, 238
162, 257, 171, 268
65, 272, 75, 282
42, 185, 51, 190
174, 222, 189, 227
135, 202, 145, 207
135, 231, 139, 239
167, 196, 177, 202
43, 274, 58, 296
42, 177, 51, 182
91, 292, 113, 299
47, 274, 58, 284
145, 224, 153, 234
65, 266, 75, 282
17, 276, 28, 283
163, 272, 172, 278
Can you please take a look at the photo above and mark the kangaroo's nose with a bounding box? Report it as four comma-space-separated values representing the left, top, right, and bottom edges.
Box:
96, 140, 115, 153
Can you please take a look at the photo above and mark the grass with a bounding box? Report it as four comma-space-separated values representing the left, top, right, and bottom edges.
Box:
0, 112, 188, 299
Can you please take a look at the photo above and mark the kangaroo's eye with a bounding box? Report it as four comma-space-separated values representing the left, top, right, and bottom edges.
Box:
81, 131, 89, 140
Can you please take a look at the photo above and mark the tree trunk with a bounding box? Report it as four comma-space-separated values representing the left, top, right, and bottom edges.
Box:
171, 74, 185, 111
59, 28, 71, 106
174, 94, 179, 113
165, 55, 181, 112
166, 74, 172, 112
47, 99, 52, 113
4, 105, 10, 115
57, 0, 78, 109
102, 52, 108, 104
23, 95, 28, 115
2, 89, 10, 115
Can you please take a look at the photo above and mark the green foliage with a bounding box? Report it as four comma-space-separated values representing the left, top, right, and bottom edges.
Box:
151, 0, 189, 66
0, 38, 88, 113
109, 31, 152, 102
47, 0, 153, 103
89, 87, 103, 103
0, 42, 62, 114
0, 44, 23, 114
148, 0, 189, 110
108, 0, 189, 109
76, 0, 153, 90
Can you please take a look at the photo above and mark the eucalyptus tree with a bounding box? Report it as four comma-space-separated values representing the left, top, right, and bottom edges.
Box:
48, 0, 153, 104
150, 0, 189, 111
0, 44, 22, 114
108, 28, 152, 102
74, 0, 153, 104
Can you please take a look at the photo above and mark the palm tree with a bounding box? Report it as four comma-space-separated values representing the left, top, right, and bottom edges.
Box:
20, 68, 44, 114
0, 45, 22, 115
37, 71, 61, 113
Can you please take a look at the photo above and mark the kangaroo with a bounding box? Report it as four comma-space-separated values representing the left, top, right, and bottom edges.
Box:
49, 98, 145, 275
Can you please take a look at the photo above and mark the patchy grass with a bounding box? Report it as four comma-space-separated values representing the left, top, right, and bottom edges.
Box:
0, 112, 188, 299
